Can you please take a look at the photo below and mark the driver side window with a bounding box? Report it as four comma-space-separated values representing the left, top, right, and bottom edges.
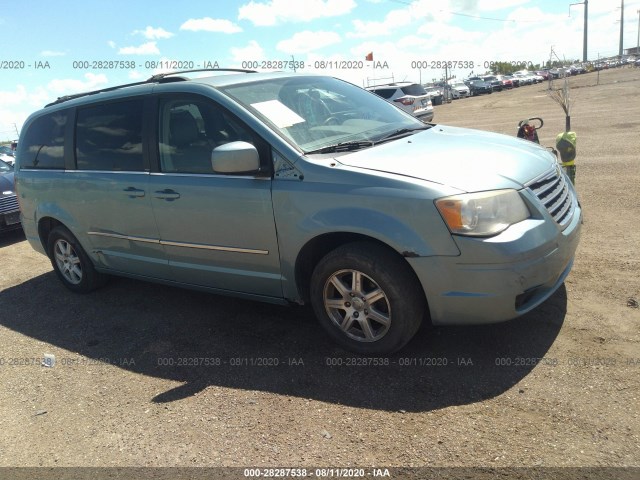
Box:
158, 97, 253, 174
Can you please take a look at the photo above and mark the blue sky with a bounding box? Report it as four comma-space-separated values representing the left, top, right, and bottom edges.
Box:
1, 0, 639, 139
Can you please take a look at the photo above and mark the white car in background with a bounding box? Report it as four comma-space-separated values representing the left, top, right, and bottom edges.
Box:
513, 71, 540, 85
366, 82, 434, 122
0, 154, 14, 166
446, 81, 470, 99
0, 146, 15, 166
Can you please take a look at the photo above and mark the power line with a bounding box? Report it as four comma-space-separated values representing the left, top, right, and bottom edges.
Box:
387, 0, 543, 23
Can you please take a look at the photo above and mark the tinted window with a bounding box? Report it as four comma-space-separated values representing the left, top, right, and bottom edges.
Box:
158, 97, 253, 174
400, 84, 426, 96
76, 100, 144, 171
371, 88, 396, 99
20, 111, 67, 169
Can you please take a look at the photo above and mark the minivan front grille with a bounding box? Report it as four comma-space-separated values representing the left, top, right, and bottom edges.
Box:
0, 194, 19, 214
527, 167, 574, 229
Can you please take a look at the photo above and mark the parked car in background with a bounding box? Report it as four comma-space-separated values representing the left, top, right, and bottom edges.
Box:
0, 159, 21, 233
14, 70, 582, 353
481, 75, 503, 92
424, 86, 444, 106
367, 82, 434, 122
495, 75, 513, 89
0, 145, 15, 156
535, 70, 551, 81
464, 79, 493, 96
446, 81, 470, 99
513, 72, 534, 85
0, 153, 14, 166
503, 75, 520, 87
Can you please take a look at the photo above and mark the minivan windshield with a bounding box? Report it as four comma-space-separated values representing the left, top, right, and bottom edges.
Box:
221, 76, 424, 153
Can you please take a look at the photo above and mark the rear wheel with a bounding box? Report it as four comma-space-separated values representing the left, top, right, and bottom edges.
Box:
47, 226, 107, 293
310, 242, 425, 354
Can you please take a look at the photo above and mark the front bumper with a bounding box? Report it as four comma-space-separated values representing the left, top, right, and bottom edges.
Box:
0, 195, 21, 232
408, 200, 582, 325
0, 210, 21, 232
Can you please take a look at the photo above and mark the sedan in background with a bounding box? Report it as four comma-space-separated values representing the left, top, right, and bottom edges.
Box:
503, 75, 520, 87
536, 70, 551, 81
492, 75, 513, 89
482, 76, 503, 92
0, 159, 21, 233
465, 79, 493, 96
446, 82, 470, 99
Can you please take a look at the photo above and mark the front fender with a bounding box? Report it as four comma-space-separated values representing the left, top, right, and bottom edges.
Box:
298, 207, 441, 257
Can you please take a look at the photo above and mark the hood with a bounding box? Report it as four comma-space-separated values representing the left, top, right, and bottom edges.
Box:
0, 171, 15, 194
337, 125, 555, 192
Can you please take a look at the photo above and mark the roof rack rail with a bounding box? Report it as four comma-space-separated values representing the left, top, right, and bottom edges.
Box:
148, 68, 257, 82
45, 68, 258, 107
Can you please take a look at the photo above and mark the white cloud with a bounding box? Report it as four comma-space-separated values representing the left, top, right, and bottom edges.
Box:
416, 23, 484, 44
133, 26, 174, 40
277, 31, 341, 54
108, 40, 116, 49
2, 77, 113, 134
180, 17, 242, 33
0, 85, 28, 107
40, 50, 66, 57
47, 73, 109, 96
349, 9, 415, 38
230, 40, 265, 64
238, 0, 356, 26
348, 0, 448, 39
118, 42, 160, 55
476, 0, 530, 11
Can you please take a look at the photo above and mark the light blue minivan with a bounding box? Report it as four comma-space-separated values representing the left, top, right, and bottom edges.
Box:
15, 70, 581, 353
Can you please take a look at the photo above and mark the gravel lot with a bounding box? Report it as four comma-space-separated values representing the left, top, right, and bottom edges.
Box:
0, 67, 638, 477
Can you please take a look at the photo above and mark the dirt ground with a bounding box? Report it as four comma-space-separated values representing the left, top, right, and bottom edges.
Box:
0, 67, 638, 476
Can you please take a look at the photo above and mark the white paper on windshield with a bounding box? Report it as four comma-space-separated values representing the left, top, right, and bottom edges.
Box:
251, 100, 305, 128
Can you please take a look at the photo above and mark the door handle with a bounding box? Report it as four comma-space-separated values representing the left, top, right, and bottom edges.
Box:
123, 187, 145, 198
154, 189, 181, 201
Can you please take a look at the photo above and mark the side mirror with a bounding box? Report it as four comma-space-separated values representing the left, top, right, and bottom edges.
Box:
211, 141, 260, 174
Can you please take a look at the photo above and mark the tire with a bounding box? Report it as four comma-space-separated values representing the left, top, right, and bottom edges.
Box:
310, 242, 425, 354
47, 226, 107, 293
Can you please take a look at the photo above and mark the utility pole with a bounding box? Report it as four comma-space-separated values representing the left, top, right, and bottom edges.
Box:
570, 0, 588, 61
619, 0, 624, 57
584, 0, 589, 61
636, 9, 639, 56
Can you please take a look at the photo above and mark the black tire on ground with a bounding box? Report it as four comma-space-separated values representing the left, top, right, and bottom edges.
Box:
310, 242, 425, 354
47, 226, 107, 293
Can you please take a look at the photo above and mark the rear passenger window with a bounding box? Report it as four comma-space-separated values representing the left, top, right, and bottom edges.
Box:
20, 111, 67, 169
76, 100, 144, 171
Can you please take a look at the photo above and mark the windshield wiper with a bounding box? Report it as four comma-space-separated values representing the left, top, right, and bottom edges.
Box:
373, 125, 432, 144
305, 140, 375, 155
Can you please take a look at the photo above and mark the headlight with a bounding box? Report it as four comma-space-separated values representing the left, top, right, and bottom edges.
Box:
435, 189, 530, 237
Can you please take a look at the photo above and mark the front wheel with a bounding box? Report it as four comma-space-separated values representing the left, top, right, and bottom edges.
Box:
310, 242, 425, 354
47, 226, 107, 293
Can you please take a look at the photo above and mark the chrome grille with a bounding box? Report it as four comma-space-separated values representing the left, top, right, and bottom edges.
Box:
527, 167, 574, 229
0, 194, 19, 214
